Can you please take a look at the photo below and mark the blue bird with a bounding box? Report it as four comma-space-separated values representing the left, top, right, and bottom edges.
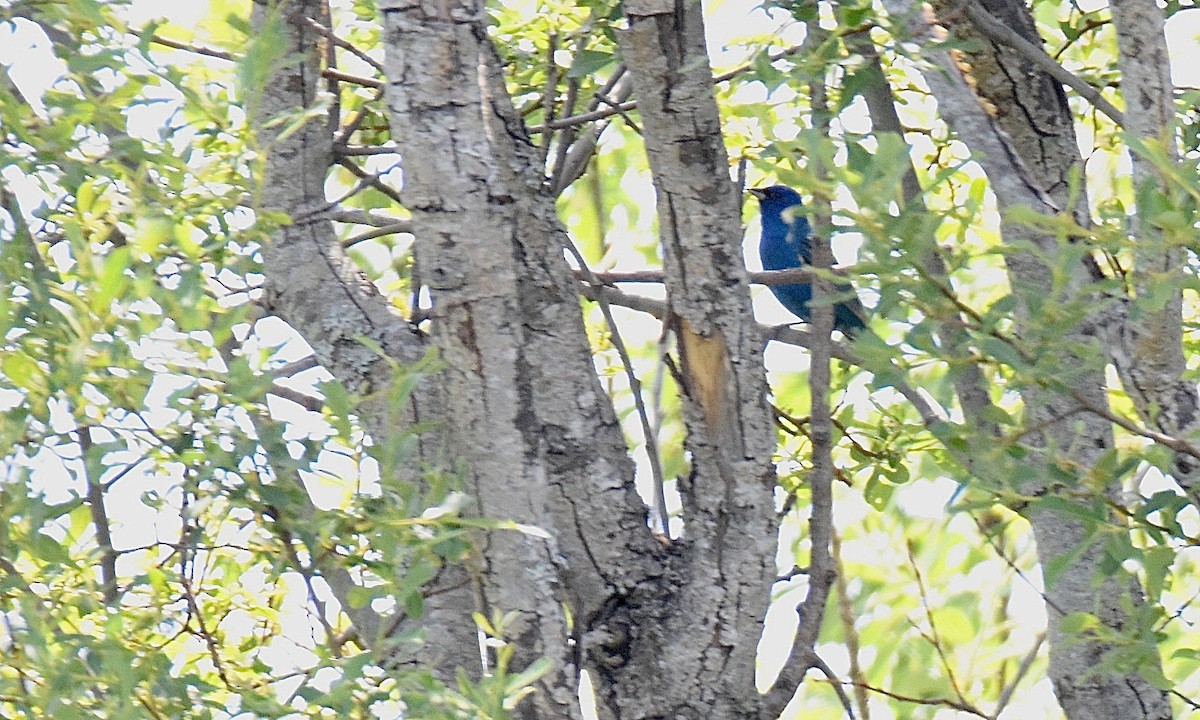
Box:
750, 185, 867, 337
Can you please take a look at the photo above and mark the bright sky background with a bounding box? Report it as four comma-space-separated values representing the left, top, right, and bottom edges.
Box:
3, 2, 1200, 718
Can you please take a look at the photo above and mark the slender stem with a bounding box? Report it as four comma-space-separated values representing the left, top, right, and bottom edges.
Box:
80, 428, 119, 605
566, 243, 671, 536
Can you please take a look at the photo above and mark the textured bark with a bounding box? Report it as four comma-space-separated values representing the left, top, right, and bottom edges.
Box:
908, 1, 1173, 717
610, 2, 781, 718
249, 0, 437, 656
378, 1, 657, 715
250, 0, 1183, 717
1108, 1, 1199, 498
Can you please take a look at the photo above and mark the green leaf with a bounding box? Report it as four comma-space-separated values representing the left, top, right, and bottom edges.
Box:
347, 584, 378, 609
94, 246, 131, 310
1141, 546, 1174, 600
504, 657, 553, 695
978, 337, 1025, 369
863, 468, 896, 510
3, 353, 41, 391
930, 605, 975, 645
322, 379, 355, 439
1060, 611, 1101, 635
567, 49, 615, 79
838, 68, 876, 115
76, 178, 97, 214
29, 532, 72, 564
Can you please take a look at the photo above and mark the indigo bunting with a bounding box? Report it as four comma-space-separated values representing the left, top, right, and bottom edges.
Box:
750, 185, 866, 337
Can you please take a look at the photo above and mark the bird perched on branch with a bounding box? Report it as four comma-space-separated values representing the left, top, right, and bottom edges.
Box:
750, 185, 867, 338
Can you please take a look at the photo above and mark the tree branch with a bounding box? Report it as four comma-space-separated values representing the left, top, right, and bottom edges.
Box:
305, 18, 385, 74
147, 34, 235, 61
79, 428, 119, 605
568, 243, 671, 536
843, 24, 1000, 437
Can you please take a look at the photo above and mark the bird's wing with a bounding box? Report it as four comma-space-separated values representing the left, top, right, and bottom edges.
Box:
784, 213, 813, 265
841, 290, 867, 322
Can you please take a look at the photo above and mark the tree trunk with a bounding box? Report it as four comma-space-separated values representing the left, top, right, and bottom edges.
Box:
595, 1, 785, 718
251, 0, 430, 652
894, 1, 1174, 716
249, 0, 1183, 717
1108, 0, 1200, 500
378, 1, 660, 715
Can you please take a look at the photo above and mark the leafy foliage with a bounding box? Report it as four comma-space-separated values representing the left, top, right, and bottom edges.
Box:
1, 0, 1199, 718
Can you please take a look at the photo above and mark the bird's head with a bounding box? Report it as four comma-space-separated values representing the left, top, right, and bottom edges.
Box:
749, 185, 803, 210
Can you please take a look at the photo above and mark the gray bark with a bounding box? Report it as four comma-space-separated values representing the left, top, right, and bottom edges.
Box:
378, 1, 657, 715
609, 2, 782, 718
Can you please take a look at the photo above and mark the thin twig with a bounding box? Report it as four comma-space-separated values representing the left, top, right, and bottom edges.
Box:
276, 522, 344, 656
342, 221, 413, 246
769, 29, 842, 712
335, 157, 404, 205
1065, 386, 1200, 461
270, 385, 324, 412
991, 632, 1045, 719
714, 43, 805, 82
810, 652, 858, 720
549, 73, 628, 195
148, 34, 234, 62
339, 145, 400, 156
531, 43, 807, 134
595, 92, 641, 134
80, 428, 119, 605
548, 75, 581, 186
1169, 689, 1200, 712
833, 530, 871, 720
575, 267, 850, 284
839, 680, 989, 717
306, 18, 385, 74
794, 21, 838, 662
323, 68, 383, 89
538, 32, 562, 168
906, 540, 969, 705
528, 101, 638, 133
567, 243, 671, 536
334, 88, 385, 146
326, 208, 408, 227
179, 572, 234, 688
969, 513, 1064, 612
587, 64, 627, 112
100, 455, 151, 491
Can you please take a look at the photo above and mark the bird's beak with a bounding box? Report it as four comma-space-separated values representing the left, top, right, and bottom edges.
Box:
748, 187, 766, 200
